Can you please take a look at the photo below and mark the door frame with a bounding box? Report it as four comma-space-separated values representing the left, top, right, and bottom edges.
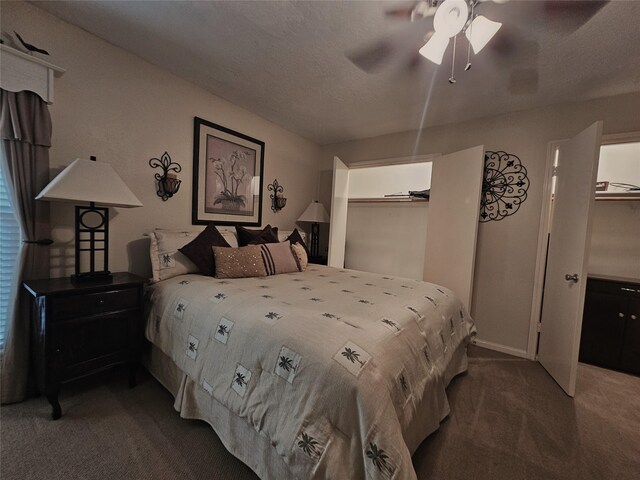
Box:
347, 153, 441, 169
527, 130, 640, 360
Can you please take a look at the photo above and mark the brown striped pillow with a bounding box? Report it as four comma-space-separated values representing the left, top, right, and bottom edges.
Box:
259, 241, 299, 275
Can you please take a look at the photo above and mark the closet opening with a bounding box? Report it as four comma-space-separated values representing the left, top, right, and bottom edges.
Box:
578, 140, 640, 377
345, 160, 433, 280
531, 131, 640, 396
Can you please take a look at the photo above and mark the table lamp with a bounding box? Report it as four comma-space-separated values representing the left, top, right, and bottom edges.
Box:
297, 200, 330, 259
36, 156, 143, 283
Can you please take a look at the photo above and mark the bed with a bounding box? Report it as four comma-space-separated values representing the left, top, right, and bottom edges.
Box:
143, 264, 476, 480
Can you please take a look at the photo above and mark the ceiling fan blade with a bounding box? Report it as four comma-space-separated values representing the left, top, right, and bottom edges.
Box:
542, 0, 608, 33
508, 68, 539, 95
385, 2, 419, 19
404, 52, 424, 73
486, 26, 539, 64
346, 40, 395, 73
346, 15, 435, 73
386, 1, 436, 20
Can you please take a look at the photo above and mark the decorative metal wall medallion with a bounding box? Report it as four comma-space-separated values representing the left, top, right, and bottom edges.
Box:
480, 151, 530, 222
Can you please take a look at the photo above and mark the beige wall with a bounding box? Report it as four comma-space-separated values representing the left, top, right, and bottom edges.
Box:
1, 2, 322, 278
321, 92, 640, 355
588, 201, 640, 279
346, 203, 429, 280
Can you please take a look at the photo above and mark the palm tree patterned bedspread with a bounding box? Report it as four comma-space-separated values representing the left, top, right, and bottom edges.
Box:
145, 265, 476, 480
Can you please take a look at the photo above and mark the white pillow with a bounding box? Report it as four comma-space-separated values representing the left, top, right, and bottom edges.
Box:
218, 228, 239, 248
149, 229, 201, 283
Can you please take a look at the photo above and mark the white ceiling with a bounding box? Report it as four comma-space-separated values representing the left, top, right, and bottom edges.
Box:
32, 0, 640, 145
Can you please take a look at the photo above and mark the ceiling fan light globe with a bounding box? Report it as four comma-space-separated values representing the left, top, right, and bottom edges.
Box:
419, 32, 450, 65
465, 15, 502, 54
434, 0, 469, 38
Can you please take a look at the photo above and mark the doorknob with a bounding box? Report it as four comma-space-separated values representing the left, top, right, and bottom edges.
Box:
565, 273, 579, 282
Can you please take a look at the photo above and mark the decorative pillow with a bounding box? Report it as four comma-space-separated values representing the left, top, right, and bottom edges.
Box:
285, 228, 309, 255
259, 241, 299, 275
277, 230, 304, 242
236, 224, 279, 246
178, 224, 230, 276
220, 229, 239, 248
149, 230, 200, 283
291, 242, 308, 272
213, 245, 267, 279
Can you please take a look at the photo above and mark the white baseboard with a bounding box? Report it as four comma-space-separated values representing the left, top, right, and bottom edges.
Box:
471, 338, 529, 359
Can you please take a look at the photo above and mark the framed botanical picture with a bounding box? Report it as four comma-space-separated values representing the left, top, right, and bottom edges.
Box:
192, 117, 265, 225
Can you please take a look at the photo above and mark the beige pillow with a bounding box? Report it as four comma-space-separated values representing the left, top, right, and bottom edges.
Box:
259, 241, 299, 275
213, 245, 267, 279
290, 242, 308, 272
149, 230, 200, 283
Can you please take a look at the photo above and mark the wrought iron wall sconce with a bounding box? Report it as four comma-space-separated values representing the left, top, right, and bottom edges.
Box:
267, 179, 287, 213
149, 152, 182, 201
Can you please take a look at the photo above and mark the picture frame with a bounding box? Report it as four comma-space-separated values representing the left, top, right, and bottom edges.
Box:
192, 117, 265, 226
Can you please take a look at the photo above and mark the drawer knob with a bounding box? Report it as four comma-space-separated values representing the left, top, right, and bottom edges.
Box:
631, 315, 637, 320
618, 312, 625, 318
97, 299, 105, 306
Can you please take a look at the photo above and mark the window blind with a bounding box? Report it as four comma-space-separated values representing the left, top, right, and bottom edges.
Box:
0, 165, 21, 347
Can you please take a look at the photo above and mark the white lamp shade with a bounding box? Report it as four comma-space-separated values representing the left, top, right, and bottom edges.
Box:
36, 158, 143, 208
419, 32, 450, 65
297, 201, 330, 223
465, 15, 502, 54
434, 0, 469, 38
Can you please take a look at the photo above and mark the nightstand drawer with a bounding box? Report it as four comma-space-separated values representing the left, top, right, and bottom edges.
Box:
49, 311, 133, 382
51, 288, 139, 321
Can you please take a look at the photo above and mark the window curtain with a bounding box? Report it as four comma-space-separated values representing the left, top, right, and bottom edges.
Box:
0, 89, 51, 404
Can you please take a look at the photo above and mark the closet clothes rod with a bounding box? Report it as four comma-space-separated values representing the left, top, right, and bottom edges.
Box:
348, 197, 429, 204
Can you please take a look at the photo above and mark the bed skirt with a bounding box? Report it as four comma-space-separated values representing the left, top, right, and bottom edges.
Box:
142, 342, 469, 480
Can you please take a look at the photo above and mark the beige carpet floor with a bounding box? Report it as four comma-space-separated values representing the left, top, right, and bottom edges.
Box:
2, 346, 639, 480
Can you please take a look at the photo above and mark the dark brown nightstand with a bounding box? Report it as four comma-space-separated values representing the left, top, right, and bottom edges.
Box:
23, 273, 147, 419
308, 256, 328, 265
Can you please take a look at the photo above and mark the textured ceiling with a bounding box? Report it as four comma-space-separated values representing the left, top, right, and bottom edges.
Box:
32, 0, 640, 145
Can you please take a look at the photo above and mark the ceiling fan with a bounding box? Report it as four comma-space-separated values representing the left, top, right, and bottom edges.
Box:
414, 0, 502, 68
348, 0, 609, 88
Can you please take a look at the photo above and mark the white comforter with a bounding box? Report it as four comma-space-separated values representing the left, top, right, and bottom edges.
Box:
145, 265, 476, 480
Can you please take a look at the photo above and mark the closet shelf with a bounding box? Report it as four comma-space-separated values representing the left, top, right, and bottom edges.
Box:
595, 192, 640, 201
348, 197, 429, 204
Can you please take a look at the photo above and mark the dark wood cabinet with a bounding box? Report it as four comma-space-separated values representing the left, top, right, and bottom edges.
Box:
579, 276, 640, 375
308, 255, 328, 266
620, 296, 640, 373
23, 273, 147, 419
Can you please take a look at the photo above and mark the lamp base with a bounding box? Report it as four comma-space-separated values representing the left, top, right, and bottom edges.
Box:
71, 271, 113, 284
310, 222, 320, 258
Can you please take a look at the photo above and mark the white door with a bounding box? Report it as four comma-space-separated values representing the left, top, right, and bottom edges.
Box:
423, 145, 484, 312
538, 121, 603, 397
328, 156, 349, 268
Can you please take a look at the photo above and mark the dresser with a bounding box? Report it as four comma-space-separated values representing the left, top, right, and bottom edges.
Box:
23, 273, 146, 419
579, 275, 640, 375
